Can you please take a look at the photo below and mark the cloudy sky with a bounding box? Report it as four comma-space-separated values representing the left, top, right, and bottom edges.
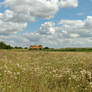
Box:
0, 0, 92, 48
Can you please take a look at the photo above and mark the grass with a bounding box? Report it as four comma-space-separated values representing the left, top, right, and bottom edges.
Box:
42, 48, 92, 52
0, 50, 92, 92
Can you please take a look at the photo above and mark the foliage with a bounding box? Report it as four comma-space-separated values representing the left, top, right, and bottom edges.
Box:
14, 46, 23, 49
0, 42, 13, 49
0, 42, 27, 49
44, 47, 49, 49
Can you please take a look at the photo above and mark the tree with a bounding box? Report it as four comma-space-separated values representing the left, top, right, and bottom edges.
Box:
0, 42, 7, 49
44, 47, 49, 49
0, 42, 13, 49
14, 46, 23, 49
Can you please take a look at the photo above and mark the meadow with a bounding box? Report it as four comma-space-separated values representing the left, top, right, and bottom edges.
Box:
0, 50, 92, 92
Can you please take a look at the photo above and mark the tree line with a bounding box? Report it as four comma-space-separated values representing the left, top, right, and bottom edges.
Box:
0, 42, 27, 49
1, 41, 92, 51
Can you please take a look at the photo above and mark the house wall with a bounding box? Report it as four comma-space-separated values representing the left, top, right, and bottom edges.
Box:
29, 45, 43, 49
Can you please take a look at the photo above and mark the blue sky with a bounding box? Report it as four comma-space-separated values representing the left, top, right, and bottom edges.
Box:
24, 0, 92, 33
21, 0, 92, 33
0, 0, 91, 33
0, 0, 92, 48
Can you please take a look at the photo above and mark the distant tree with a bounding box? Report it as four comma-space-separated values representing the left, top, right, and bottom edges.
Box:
0, 42, 6, 49
24, 47, 28, 49
6, 45, 13, 49
0, 42, 13, 49
14, 46, 23, 49
44, 47, 49, 49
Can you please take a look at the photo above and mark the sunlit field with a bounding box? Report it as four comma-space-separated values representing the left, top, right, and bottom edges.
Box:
0, 50, 92, 92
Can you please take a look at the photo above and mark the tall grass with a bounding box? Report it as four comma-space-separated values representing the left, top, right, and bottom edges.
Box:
0, 50, 92, 92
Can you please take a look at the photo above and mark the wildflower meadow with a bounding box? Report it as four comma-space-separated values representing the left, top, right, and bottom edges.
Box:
0, 50, 92, 92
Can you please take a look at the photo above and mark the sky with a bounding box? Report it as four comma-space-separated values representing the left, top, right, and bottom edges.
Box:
0, 0, 92, 48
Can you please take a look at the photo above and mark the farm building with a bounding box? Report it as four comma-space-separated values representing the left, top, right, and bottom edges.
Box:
29, 45, 43, 50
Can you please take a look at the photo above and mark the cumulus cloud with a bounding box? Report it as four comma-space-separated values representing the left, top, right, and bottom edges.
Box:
0, 0, 78, 36
2, 0, 78, 20
1, 15, 92, 48
1, 0, 92, 48
59, 0, 78, 8
0, 9, 35, 23
21, 16, 92, 48
0, 35, 30, 47
0, 20, 27, 35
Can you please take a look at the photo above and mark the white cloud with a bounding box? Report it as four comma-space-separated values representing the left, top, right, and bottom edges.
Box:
0, 0, 78, 37
21, 16, 92, 48
1, 15, 92, 48
0, 9, 28, 35
0, 19, 27, 35
59, 19, 84, 28
2, 0, 78, 20
0, 9, 35, 23
85, 16, 92, 28
59, 0, 78, 8
2, 0, 92, 48
0, 35, 30, 47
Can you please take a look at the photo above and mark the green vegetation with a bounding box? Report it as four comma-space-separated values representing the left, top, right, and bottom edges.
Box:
0, 42, 27, 49
0, 50, 92, 92
1, 41, 92, 52
0, 42, 13, 49
43, 48, 92, 52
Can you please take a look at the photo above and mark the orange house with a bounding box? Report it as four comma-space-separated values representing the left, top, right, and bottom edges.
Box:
29, 45, 43, 50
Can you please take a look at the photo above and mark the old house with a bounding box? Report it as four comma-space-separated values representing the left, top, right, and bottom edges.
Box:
29, 45, 43, 50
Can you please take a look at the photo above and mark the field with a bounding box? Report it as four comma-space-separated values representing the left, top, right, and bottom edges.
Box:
0, 50, 92, 92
